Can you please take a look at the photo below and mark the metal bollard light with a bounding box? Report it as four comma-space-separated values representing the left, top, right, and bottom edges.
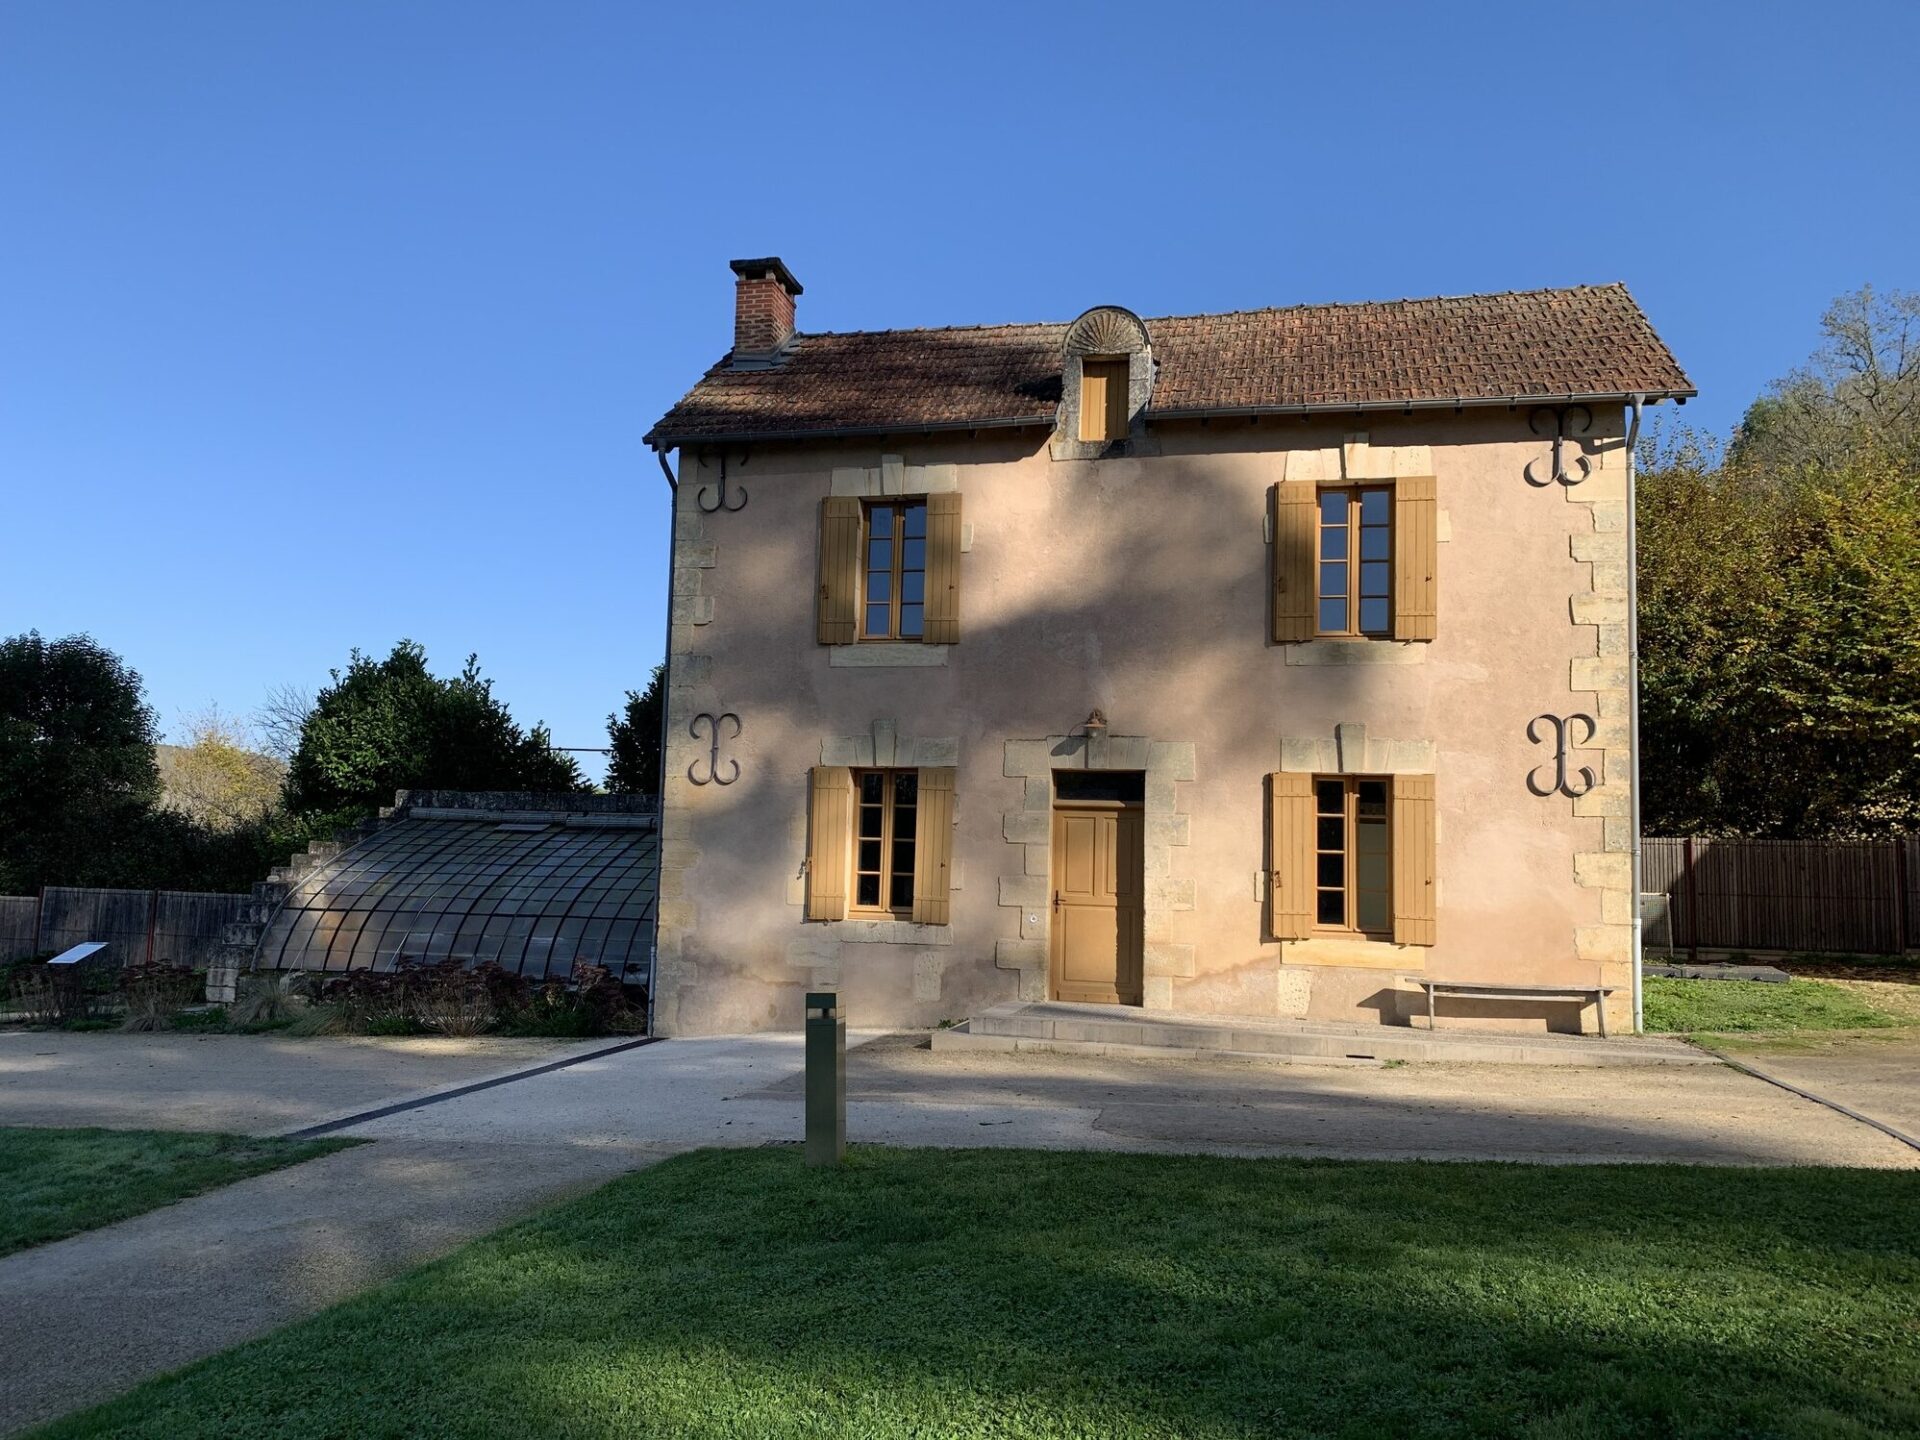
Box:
804, 990, 846, 1166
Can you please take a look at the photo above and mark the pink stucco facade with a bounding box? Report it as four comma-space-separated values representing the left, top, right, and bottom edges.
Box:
651, 407, 1640, 1037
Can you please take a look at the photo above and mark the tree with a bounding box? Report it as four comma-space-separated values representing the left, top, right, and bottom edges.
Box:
605, 664, 664, 795
285, 641, 582, 814
254, 682, 313, 762
1637, 438, 1920, 837
1731, 284, 1920, 475
158, 706, 285, 830
0, 632, 162, 891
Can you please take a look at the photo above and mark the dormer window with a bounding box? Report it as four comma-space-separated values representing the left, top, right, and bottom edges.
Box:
1078, 357, 1131, 443
1054, 307, 1153, 460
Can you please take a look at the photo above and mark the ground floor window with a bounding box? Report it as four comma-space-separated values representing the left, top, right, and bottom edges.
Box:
853, 769, 917, 914
1314, 775, 1391, 935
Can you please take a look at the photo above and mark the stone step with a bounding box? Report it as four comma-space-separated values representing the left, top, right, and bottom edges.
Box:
222, 921, 264, 948
307, 840, 342, 861
936, 1001, 1711, 1069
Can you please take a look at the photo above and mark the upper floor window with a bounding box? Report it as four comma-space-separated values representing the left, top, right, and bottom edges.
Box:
1316, 486, 1392, 637
1314, 775, 1391, 935
853, 768, 918, 914
862, 501, 927, 640
1078, 358, 1130, 444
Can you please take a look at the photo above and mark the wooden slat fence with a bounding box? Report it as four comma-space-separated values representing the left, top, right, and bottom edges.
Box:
8, 888, 249, 968
0, 896, 38, 963
1643, 836, 1919, 957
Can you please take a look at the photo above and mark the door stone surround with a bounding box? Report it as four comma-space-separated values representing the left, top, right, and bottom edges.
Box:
997, 733, 1195, 1006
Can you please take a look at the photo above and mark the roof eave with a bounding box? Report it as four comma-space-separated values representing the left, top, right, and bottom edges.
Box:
645, 413, 1056, 452
1143, 389, 1696, 423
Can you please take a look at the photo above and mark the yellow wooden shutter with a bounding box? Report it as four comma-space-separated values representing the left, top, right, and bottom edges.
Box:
923, 493, 962, 644
1079, 362, 1108, 443
806, 766, 851, 921
817, 497, 861, 645
911, 767, 955, 925
1393, 476, 1437, 641
1391, 773, 1437, 945
1271, 481, 1316, 643
1267, 772, 1314, 940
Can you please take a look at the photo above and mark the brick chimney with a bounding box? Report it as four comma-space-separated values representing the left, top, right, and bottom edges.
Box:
729, 256, 803, 363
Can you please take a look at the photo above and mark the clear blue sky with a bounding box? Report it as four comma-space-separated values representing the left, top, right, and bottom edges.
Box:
3, 2, 1915, 779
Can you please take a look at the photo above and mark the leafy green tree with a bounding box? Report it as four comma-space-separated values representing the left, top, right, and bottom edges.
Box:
0, 633, 162, 891
285, 641, 582, 814
1638, 439, 1920, 837
605, 664, 664, 796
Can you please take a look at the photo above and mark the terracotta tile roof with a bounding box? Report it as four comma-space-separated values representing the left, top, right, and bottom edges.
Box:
645, 283, 1693, 447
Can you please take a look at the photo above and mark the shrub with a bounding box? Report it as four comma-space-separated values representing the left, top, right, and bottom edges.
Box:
407, 959, 498, 1037
228, 973, 306, 1028
11, 962, 115, 1027
119, 962, 203, 1031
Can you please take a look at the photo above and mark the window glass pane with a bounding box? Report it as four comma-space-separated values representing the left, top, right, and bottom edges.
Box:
858, 840, 881, 872
1319, 561, 1347, 599
866, 571, 891, 602
1318, 490, 1346, 522
864, 603, 890, 636
859, 773, 885, 804
857, 875, 880, 907
870, 505, 894, 531
1360, 525, 1389, 560
892, 838, 915, 875
1317, 891, 1345, 925
867, 538, 892, 570
1361, 561, 1390, 596
901, 572, 924, 603
1358, 780, 1388, 815
1318, 598, 1347, 633
859, 806, 883, 838
1356, 888, 1389, 933
1360, 489, 1389, 523
1317, 816, 1344, 849
893, 773, 917, 806
1319, 525, 1348, 561
903, 505, 927, 537
1316, 854, 1344, 887
1359, 598, 1389, 634
899, 605, 923, 637
903, 538, 926, 569
1315, 780, 1345, 812
890, 873, 914, 910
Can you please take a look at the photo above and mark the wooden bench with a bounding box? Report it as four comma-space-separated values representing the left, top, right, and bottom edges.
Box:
1404, 978, 1619, 1038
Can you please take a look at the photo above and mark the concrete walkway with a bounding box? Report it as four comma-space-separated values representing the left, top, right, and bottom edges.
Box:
0, 1029, 615, 1133
340, 1030, 1920, 1167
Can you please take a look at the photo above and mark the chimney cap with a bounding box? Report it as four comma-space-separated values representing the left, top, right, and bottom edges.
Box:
729, 256, 803, 297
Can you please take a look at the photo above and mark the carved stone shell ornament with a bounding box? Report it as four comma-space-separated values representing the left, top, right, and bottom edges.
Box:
1064, 306, 1151, 357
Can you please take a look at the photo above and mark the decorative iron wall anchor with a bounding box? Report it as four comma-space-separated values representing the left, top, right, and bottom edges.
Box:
688, 711, 742, 785
695, 453, 748, 514
1527, 713, 1597, 798
1524, 405, 1594, 487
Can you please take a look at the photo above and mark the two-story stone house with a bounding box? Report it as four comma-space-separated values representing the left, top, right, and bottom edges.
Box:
643, 258, 1692, 1037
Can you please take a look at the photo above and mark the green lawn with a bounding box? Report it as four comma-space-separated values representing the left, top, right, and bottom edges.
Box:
0, 1127, 355, 1257
36, 1148, 1920, 1440
1645, 975, 1903, 1036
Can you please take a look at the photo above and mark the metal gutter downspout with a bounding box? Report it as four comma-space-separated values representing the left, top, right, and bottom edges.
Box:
649, 445, 679, 1038
1625, 395, 1646, 1033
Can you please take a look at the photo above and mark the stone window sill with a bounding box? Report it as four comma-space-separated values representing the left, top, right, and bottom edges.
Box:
830, 644, 949, 668
1282, 936, 1424, 970
1282, 641, 1426, 666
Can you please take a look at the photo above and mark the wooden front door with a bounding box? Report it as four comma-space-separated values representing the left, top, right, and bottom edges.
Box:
1049, 802, 1144, 1005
